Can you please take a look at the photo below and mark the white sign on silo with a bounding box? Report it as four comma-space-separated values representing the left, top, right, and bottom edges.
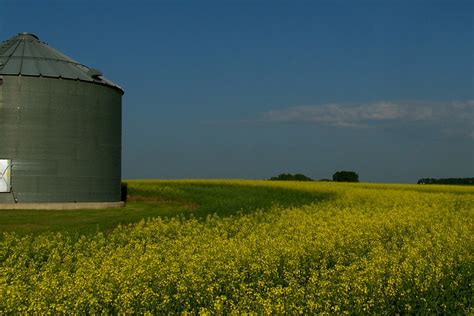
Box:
0, 159, 11, 192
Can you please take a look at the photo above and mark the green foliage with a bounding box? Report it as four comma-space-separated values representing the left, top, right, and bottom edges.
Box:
270, 173, 313, 181
333, 170, 359, 182
0, 181, 331, 236
417, 177, 474, 185
128, 181, 331, 218
0, 180, 473, 314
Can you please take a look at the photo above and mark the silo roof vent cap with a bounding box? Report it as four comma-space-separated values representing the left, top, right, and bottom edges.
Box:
18, 32, 39, 40
87, 68, 103, 79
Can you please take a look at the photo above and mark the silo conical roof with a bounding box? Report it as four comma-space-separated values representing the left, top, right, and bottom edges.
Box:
0, 33, 123, 93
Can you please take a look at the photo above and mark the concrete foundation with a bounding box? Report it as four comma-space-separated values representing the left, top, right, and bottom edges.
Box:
0, 201, 124, 210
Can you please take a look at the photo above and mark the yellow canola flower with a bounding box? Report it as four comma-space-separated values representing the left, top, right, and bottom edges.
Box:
0, 180, 472, 314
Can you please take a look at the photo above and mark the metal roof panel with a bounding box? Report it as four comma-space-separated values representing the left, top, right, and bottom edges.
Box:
36, 59, 58, 77
0, 58, 21, 74
20, 59, 40, 76
0, 33, 123, 93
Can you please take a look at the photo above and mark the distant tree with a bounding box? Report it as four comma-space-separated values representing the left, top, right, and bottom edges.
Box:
270, 173, 313, 181
332, 171, 359, 182
417, 178, 435, 184
293, 173, 313, 181
417, 177, 474, 185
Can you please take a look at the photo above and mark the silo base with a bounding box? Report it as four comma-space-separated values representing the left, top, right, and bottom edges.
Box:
0, 202, 124, 210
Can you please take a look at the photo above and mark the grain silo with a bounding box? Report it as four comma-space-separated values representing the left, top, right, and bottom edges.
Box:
0, 33, 123, 208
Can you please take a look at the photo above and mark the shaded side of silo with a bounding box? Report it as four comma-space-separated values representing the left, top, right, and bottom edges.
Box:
0, 33, 123, 203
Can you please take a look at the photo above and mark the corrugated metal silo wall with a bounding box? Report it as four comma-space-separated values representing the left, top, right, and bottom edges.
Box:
0, 76, 122, 203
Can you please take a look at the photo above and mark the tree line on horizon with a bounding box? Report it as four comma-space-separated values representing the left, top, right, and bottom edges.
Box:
417, 177, 474, 185
270, 171, 359, 183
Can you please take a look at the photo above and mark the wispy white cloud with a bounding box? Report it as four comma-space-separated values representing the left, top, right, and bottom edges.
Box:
263, 100, 474, 131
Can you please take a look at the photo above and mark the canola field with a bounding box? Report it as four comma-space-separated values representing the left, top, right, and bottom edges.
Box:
1, 180, 473, 314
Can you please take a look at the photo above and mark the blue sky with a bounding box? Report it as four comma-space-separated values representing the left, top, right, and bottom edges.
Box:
1, 0, 473, 183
